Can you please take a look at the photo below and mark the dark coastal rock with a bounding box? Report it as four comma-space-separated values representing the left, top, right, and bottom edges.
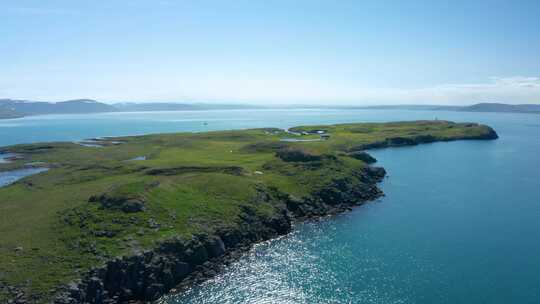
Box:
346, 151, 377, 163
387, 137, 418, 146
184, 243, 209, 265
275, 148, 322, 162
157, 237, 186, 255
85, 277, 105, 303
218, 229, 243, 248
284, 165, 385, 219
204, 236, 226, 258
478, 127, 499, 139
349, 137, 424, 151
1, 284, 30, 304
364, 166, 386, 181
172, 262, 190, 281
144, 283, 164, 301
349, 126, 499, 152
265, 211, 292, 235
413, 134, 437, 143
350, 140, 387, 150
55, 164, 384, 304
284, 195, 310, 217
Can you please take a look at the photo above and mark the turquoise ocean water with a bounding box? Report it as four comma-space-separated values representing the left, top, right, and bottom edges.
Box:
1, 109, 539, 303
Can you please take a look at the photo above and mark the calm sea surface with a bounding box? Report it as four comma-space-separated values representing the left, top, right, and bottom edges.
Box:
1, 109, 539, 303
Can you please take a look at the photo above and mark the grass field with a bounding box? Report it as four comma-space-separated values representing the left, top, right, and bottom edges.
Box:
0, 120, 496, 302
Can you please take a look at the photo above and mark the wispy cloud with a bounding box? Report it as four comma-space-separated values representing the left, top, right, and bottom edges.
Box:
399, 76, 540, 105
174, 76, 540, 105
2, 75, 539, 105
490, 76, 540, 88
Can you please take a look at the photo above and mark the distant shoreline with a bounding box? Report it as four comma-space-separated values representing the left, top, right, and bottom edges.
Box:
1, 99, 540, 120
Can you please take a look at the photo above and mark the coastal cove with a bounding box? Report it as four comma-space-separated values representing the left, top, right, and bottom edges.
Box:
1, 109, 539, 304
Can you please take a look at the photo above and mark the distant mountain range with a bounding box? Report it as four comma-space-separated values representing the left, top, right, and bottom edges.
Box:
329, 103, 540, 113
0, 99, 260, 119
0, 99, 117, 118
1, 99, 539, 119
451, 103, 540, 113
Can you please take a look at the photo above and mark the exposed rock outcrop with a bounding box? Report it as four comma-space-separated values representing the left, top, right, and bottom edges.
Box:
346, 151, 377, 163
349, 127, 499, 151
54, 165, 384, 304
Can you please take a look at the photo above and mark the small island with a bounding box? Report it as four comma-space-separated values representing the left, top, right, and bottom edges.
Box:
0, 120, 498, 303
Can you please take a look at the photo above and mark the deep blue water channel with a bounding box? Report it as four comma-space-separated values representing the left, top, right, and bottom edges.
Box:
1, 109, 539, 303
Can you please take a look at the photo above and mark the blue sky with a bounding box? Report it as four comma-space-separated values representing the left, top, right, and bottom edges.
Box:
1, 0, 539, 105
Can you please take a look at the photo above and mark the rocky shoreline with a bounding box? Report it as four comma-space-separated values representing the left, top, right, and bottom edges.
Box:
53, 164, 386, 304
347, 127, 499, 151
1, 121, 499, 304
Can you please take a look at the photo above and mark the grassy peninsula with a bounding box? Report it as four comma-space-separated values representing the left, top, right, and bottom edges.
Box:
0, 120, 497, 303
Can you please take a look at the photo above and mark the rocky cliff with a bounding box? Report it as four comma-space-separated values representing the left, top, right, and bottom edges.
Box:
54, 165, 386, 304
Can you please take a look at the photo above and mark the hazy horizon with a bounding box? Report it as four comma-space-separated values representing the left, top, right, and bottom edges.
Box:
3, 98, 538, 107
2, 0, 540, 105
